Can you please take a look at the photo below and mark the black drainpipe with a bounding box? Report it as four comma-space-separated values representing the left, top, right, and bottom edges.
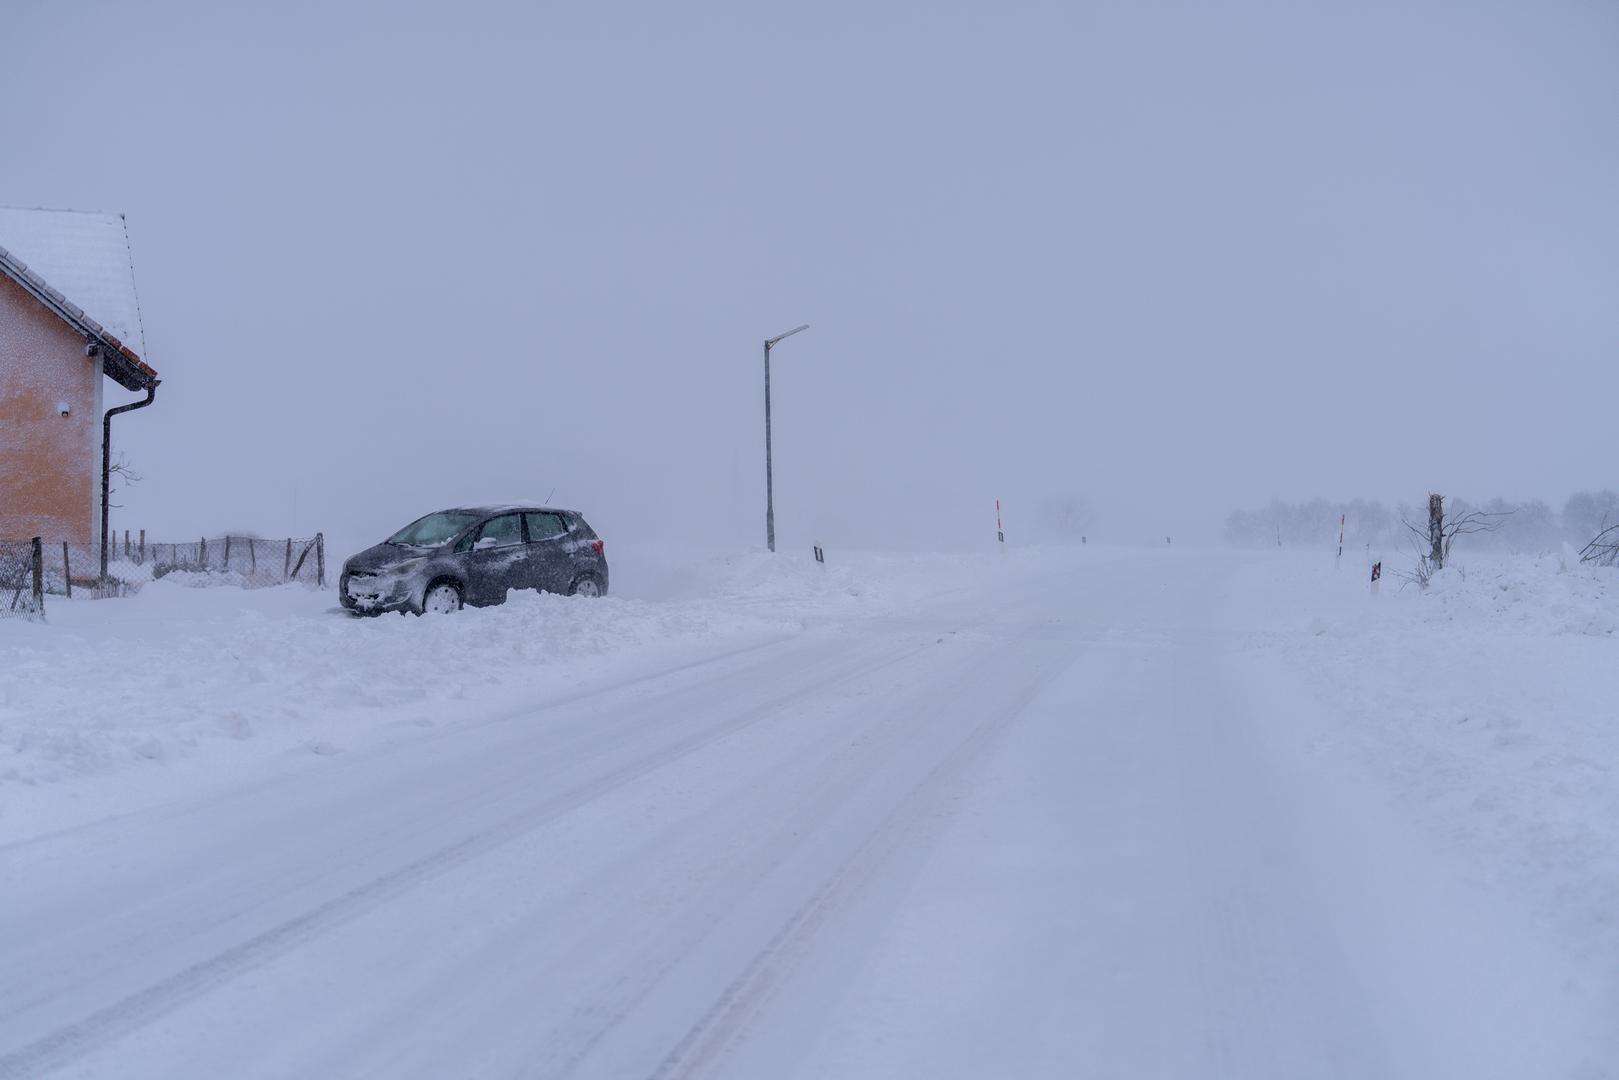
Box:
101, 377, 158, 582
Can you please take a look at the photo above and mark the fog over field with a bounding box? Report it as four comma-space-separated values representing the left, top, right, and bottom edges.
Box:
6, 10, 1619, 1074
5, 2, 1616, 550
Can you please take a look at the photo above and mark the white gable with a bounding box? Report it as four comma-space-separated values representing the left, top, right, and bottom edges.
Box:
0, 207, 148, 358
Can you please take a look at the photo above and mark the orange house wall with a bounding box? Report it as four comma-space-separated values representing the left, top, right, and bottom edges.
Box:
0, 272, 101, 548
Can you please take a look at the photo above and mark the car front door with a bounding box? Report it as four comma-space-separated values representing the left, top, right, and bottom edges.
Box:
462, 513, 528, 605
523, 511, 574, 593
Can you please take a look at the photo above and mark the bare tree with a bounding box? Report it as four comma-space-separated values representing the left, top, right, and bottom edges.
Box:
1564, 490, 1619, 544
107, 453, 142, 510
1399, 492, 1510, 584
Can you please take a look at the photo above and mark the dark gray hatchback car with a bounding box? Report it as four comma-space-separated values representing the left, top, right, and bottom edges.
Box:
340, 505, 609, 615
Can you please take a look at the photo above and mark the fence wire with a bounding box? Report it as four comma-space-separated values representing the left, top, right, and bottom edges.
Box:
1, 533, 324, 617
2, 537, 325, 621
120, 533, 327, 589
0, 538, 45, 621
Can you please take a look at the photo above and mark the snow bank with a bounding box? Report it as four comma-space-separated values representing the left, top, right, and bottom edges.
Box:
1420, 556, 1619, 636
1247, 551, 1619, 996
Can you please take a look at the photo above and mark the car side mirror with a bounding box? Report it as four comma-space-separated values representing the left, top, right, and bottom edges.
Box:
473, 536, 501, 551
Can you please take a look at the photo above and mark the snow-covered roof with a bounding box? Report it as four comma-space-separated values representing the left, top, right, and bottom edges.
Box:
0, 206, 157, 389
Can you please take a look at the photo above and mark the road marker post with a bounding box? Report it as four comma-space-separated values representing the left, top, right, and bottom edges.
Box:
996, 499, 1005, 551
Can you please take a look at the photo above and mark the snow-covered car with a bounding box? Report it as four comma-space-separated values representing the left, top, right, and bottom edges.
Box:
339, 505, 609, 615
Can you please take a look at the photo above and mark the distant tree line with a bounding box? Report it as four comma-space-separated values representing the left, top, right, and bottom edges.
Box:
1223, 491, 1619, 554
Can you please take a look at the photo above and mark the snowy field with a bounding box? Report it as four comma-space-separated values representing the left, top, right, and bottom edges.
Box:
1, 543, 1615, 1077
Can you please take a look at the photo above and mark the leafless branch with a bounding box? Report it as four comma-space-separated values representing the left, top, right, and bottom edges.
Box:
107, 453, 142, 510
1579, 516, 1619, 568
1441, 508, 1511, 561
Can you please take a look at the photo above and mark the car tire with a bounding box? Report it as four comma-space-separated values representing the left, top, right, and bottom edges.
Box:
419, 580, 463, 615
568, 575, 602, 598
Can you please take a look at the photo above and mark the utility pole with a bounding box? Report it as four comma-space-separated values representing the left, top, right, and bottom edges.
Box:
763, 324, 808, 552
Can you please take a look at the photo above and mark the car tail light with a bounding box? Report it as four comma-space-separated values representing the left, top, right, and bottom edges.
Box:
591, 540, 605, 557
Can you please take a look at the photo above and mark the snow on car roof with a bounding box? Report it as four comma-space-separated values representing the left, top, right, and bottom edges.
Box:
451, 504, 580, 516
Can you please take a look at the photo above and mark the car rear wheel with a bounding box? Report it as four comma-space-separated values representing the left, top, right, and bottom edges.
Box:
569, 575, 602, 598
421, 581, 462, 614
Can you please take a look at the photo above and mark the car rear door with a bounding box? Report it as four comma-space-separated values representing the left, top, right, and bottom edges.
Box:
523, 511, 574, 593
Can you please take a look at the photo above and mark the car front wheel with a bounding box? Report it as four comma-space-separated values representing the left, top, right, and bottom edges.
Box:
420, 581, 463, 614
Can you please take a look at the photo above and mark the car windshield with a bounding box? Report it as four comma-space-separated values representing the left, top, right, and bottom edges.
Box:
387, 511, 481, 548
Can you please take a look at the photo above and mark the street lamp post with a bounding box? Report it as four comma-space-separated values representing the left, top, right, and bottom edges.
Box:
763, 323, 809, 553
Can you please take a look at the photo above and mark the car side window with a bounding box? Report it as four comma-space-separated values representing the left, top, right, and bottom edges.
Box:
474, 513, 524, 548
525, 512, 567, 541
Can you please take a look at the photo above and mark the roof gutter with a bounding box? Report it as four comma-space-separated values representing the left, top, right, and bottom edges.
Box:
100, 362, 158, 581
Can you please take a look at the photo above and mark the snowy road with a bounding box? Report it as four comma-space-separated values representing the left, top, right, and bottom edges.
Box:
0, 555, 1605, 1078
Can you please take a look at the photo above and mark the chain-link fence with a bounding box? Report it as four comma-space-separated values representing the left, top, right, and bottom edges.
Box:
123, 533, 327, 589
4, 533, 325, 616
0, 538, 45, 621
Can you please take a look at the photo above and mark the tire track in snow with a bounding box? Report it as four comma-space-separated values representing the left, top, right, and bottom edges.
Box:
0, 632, 798, 857
644, 634, 1081, 1080
0, 638, 931, 1080
0, 633, 875, 1043
515, 638, 1005, 1079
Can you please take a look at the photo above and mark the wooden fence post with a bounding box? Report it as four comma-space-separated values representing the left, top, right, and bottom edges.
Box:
199, 537, 207, 570
31, 537, 43, 616
284, 538, 292, 579
62, 541, 72, 598
138, 530, 145, 565
316, 533, 325, 588
289, 539, 314, 582
249, 538, 256, 575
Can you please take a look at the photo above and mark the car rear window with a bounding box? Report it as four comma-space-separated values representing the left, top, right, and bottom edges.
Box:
525, 512, 567, 540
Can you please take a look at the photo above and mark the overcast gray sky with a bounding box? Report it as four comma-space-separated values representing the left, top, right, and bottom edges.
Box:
6, 0, 1616, 550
